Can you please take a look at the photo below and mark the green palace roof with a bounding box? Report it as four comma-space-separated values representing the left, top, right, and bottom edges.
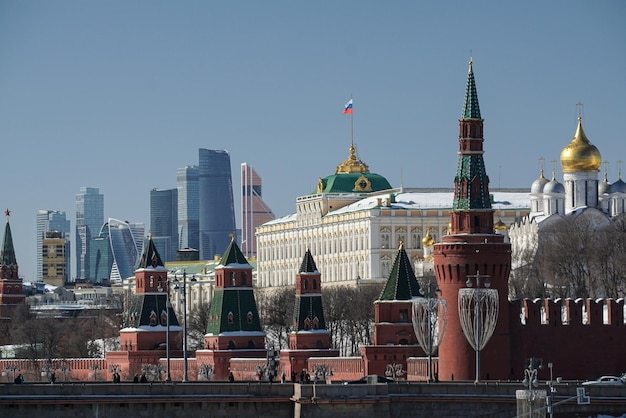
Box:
313, 143, 392, 194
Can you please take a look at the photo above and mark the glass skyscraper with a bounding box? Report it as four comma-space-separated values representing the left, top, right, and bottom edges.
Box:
198, 149, 236, 260
107, 218, 144, 281
177, 165, 199, 251
89, 223, 113, 283
150, 188, 178, 262
36, 210, 71, 282
75, 187, 104, 281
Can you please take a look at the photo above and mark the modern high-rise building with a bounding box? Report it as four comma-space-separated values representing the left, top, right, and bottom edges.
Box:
177, 165, 199, 251
241, 163, 275, 258
89, 224, 113, 284
198, 149, 236, 260
42, 231, 68, 287
36, 210, 71, 282
75, 187, 104, 281
107, 218, 145, 282
150, 188, 178, 262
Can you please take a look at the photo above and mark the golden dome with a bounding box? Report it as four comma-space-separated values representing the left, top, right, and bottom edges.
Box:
494, 219, 507, 231
560, 117, 601, 172
422, 229, 435, 247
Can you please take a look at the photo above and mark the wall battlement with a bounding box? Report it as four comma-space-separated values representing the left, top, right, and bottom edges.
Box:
508, 298, 626, 380
513, 298, 625, 327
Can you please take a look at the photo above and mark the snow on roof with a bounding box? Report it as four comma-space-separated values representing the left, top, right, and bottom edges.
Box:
265, 191, 530, 226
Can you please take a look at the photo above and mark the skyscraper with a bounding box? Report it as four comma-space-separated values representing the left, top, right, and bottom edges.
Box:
150, 188, 178, 262
177, 165, 199, 251
107, 218, 145, 282
198, 149, 236, 260
89, 224, 113, 284
36, 210, 71, 282
241, 163, 275, 258
75, 187, 104, 281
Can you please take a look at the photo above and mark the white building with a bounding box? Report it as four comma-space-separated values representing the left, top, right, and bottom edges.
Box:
256, 145, 530, 288
509, 115, 626, 275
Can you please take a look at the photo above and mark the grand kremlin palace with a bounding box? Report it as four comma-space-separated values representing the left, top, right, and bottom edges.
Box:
255, 144, 530, 288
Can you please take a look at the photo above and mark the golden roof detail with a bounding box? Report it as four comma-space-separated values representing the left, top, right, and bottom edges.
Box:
336, 143, 370, 174
560, 117, 601, 172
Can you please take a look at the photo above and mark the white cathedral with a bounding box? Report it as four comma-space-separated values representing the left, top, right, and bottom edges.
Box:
509, 115, 626, 276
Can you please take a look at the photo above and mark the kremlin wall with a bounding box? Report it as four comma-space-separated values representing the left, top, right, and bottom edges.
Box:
1, 60, 625, 388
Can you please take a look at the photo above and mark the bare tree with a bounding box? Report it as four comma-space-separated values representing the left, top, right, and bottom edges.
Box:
187, 301, 211, 350
256, 287, 294, 349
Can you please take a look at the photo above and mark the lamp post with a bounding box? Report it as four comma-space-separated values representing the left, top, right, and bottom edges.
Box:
523, 358, 542, 418
458, 271, 499, 384
412, 279, 448, 383
174, 271, 195, 382
157, 280, 172, 382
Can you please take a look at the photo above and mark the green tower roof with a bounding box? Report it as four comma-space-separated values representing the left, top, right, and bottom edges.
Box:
219, 236, 250, 266
378, 243, 422, 301
461, 58, 481, 119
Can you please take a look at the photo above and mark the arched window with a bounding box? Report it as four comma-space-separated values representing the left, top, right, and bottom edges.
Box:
241, 271, 247, 286
227, 311, 234, 324
230, 271, 236, 286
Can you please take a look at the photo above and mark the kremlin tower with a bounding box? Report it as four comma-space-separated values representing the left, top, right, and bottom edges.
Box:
105, 233, 181, 379
433, 59, 513, 381
0, 210, 25, 317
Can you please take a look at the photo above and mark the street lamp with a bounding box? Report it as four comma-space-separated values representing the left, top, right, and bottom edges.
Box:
173, 271, 196, 382
523, 358, 542, 417
157, 280, 172, 382
458, 271, 499, 383
412, 279, 448, 382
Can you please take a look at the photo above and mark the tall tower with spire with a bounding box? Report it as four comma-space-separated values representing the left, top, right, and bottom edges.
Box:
433, 60, 512, 381
0, 210, 25, 316
105, 233, 181, 378
360, 243, 426, 377
197, 236, 266, 379
282, 248, 338, 378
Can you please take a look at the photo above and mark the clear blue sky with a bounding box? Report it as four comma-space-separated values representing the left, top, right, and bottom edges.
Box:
1, 1, 624, 281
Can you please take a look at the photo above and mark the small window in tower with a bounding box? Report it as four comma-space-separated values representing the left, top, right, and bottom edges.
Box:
228, 311, 234, 324
149, 276, 154, 288
399, 309, 408, 322
241, 271, 247, 286
149, 310, 157, 326
312, 280, 317, 290
247, 311, 253, 323
304, 279, 309, 290
313, 317, 320, 329
230, 271, 236, 286
160, 310, 167, 326
304, 318, 311, 330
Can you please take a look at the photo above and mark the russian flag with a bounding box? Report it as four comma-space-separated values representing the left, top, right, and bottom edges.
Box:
343, 99, 353, 114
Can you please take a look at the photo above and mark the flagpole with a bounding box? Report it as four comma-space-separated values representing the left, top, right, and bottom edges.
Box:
350, 95, 354, 146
